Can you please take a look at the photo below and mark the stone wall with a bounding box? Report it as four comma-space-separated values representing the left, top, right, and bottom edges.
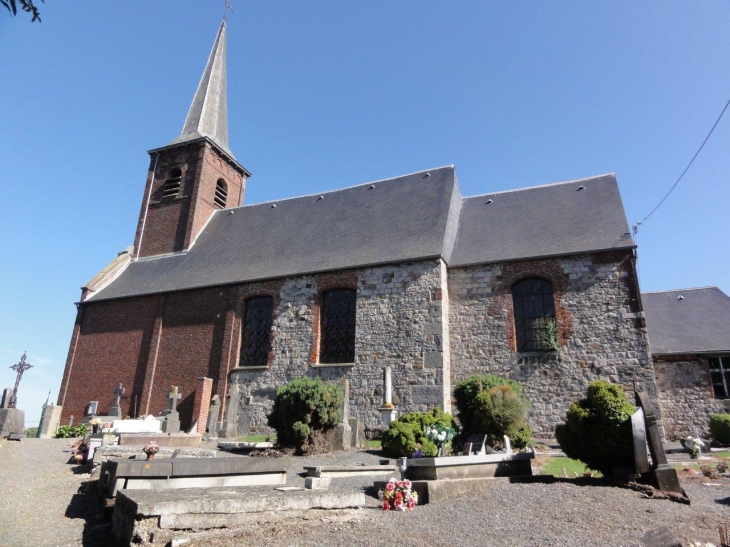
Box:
227, 259, 450, 434
654, 356, 730, 439
448, 251, 656, 437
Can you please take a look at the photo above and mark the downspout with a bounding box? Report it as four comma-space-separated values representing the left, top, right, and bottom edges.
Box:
136, 153, 160, 260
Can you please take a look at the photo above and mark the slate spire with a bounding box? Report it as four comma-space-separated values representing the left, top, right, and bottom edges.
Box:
168, 20, 232, 157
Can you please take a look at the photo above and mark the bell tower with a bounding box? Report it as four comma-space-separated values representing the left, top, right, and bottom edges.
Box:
133, 21, 250, 259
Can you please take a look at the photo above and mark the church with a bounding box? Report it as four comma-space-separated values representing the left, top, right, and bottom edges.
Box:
59, 21, 722, 440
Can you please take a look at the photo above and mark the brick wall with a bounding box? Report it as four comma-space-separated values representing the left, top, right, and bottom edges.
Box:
654, 355, 730, 439
448, 250, 656, 437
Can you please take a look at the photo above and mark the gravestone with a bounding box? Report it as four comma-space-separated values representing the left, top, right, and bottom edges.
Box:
463, 434, 487, 456
205, 395, 221, 439
39, 404, 64, 438
109, 383, 125, 419
1, 388, 12, 408
635, 390, 683, 496
333, 379, 352, 450
157, 386, 181, 434
378, 366, 397, 428
631, 407, 650, 475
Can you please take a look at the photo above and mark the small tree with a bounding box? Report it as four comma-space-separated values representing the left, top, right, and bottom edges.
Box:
554, 381, 635, 476
267, 377, 343, 454
381, 408, 457, 458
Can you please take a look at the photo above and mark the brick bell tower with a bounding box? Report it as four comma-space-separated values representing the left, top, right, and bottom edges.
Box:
133, 21, 250, 259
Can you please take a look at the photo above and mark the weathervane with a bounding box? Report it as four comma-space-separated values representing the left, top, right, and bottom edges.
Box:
9, 352, 33, 409
223, 0, 234, 21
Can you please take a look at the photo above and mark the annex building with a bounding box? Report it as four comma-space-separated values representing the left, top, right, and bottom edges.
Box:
58, 22, 723, 440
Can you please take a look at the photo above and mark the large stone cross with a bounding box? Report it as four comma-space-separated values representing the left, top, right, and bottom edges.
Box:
109, 383, 125, 418
9, 352, 33, 409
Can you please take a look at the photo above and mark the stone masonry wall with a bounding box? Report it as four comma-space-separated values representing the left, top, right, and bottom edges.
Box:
654, 356, 730, 439
448, 251, 656, 438
227, 260, 449, 434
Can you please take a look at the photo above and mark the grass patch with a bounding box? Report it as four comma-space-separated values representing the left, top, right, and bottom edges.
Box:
713, 450, 730, 459
366, 439, 381, 449
237, 434, 273, 442
538, 456, 602, 478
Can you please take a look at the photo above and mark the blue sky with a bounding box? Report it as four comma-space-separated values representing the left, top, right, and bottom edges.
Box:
1, 2, 728, 426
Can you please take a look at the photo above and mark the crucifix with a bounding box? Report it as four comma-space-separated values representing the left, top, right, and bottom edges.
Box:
9, 352, 33, 409
109, 382, 125, 418
168, 385, 182, 413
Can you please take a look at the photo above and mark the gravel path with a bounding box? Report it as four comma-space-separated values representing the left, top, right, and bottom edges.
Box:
1, 438, 728, 547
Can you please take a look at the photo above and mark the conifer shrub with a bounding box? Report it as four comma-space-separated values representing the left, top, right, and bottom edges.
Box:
710, 414, 730, 446
554, 381, 635, 476
267, 377, 343, 454
453, 374, 531, 448
381, 408, 457, 458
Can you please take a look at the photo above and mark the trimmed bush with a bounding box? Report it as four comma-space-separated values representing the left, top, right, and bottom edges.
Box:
54, 424, 88, 438
453, 374, 531, 448
554, 381, 635, 476
710, 414, 730, 446
381, 408, 457, 458
267, 377, 343, 454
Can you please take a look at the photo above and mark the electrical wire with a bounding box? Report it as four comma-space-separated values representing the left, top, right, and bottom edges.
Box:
633, 97, 730, 237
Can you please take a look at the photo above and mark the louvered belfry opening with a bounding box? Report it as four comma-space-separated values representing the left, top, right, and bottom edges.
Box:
214, 179, 227, 208
162, 168, 182, 199
240, 296, 274, 366
512, 277, 556, 352
319, 289, 357, 364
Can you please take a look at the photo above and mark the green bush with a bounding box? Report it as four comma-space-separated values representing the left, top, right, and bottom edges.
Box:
24, 427, 39, 438
381, 408, 457, 458
710, 414, 730, 446
453, 374, 524, 437
267, 377, 343, 454
554, 381, 635, 476
54, 424, 88, 438
473, 385, 532, 450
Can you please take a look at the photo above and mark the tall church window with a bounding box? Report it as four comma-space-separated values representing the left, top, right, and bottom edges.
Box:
214, 179, 227, 208
709, 356, 730, 399
319, 289, 356, 364
512, 278, 557, 352
162, 168, 182, 199
239, 296, 274, 367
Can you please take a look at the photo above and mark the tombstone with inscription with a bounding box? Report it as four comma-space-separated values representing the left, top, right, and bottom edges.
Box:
157, 385, 182, 434
109, 383, 125, 419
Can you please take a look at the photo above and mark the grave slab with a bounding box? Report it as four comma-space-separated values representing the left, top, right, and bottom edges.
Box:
404, 452, 534, 481
112, 486, 366, 545
117, 433, 201, 447
303, 464, 397, 478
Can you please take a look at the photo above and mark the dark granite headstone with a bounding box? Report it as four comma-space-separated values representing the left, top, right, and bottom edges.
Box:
463, 434, 487, 455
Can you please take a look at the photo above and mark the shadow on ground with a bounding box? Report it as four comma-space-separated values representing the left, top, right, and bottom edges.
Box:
64, 480, 118, 547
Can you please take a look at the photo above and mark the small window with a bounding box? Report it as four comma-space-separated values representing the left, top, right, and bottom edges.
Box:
709, 356, 730, 399
512, 278, 557, 352
319, 289, 356, 364
239, 296, 274, 367
214, 179, 227, 209
162, 168, 182, 199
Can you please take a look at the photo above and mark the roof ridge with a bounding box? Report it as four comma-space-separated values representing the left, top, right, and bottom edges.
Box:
464, 173, 615, 200
231, 165, 456, 209
642, 286, 721, 294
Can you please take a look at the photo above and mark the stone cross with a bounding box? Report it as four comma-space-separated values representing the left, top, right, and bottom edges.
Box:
167, 385, 182, 413
109, 383, 125, 418
9, 352, 33, 408
383, 366, 392, 406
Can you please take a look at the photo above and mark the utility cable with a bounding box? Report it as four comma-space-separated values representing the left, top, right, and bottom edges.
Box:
633, 97, 730, 238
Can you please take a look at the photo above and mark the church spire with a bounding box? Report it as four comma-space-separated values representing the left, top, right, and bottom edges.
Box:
168, 20, 232, 157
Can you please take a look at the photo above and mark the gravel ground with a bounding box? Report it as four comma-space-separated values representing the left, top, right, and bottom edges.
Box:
1, 438, 728, 547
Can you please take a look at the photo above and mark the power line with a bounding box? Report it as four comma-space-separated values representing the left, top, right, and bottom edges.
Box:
633, 97, 730, 237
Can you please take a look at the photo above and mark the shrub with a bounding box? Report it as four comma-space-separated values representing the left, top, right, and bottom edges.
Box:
267, 377, 343, 454
554, 381, 635, 476
453, 374, 524, 437
381, 408, 457, 458
54, 424, 88, 438
710, 414, 730, 446
473, 386, 532, 449
24, 427, 38, 438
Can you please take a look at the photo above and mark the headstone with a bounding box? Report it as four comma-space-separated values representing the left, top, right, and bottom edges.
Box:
157, 385, 181, 434
1, 388, 12, 409
205, 395, 221, 438
503, 435, 512, 455
109, 383, 125, 419
463, 434, 487, 455
349, 417, 366, 448
631, 407, 650, 475
87, 401, 98, 416
0, 407, 25, 437
332, 422, 352, 451
635, 390, 683, 496
39, 404, 64, 438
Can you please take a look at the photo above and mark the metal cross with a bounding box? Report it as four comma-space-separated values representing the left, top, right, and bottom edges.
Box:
9, 352, 33, 409
223, 0, 234, 20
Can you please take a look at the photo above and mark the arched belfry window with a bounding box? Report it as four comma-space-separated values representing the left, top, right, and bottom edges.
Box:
512, 278, 557, 352
319, 289, 357, 364
240, 296, 274, 367
214, 179, 227, 209
162, 168, 182, 199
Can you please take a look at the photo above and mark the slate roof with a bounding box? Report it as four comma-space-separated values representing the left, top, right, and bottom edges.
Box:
86, 169, 636, 302
643, 287, 730, 355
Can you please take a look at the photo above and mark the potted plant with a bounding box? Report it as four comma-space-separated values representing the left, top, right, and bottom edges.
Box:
89, 417, 103, 434
143, 440, 160, 461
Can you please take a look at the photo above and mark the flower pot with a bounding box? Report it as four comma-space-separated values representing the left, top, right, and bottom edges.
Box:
146, 452, 155, 461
